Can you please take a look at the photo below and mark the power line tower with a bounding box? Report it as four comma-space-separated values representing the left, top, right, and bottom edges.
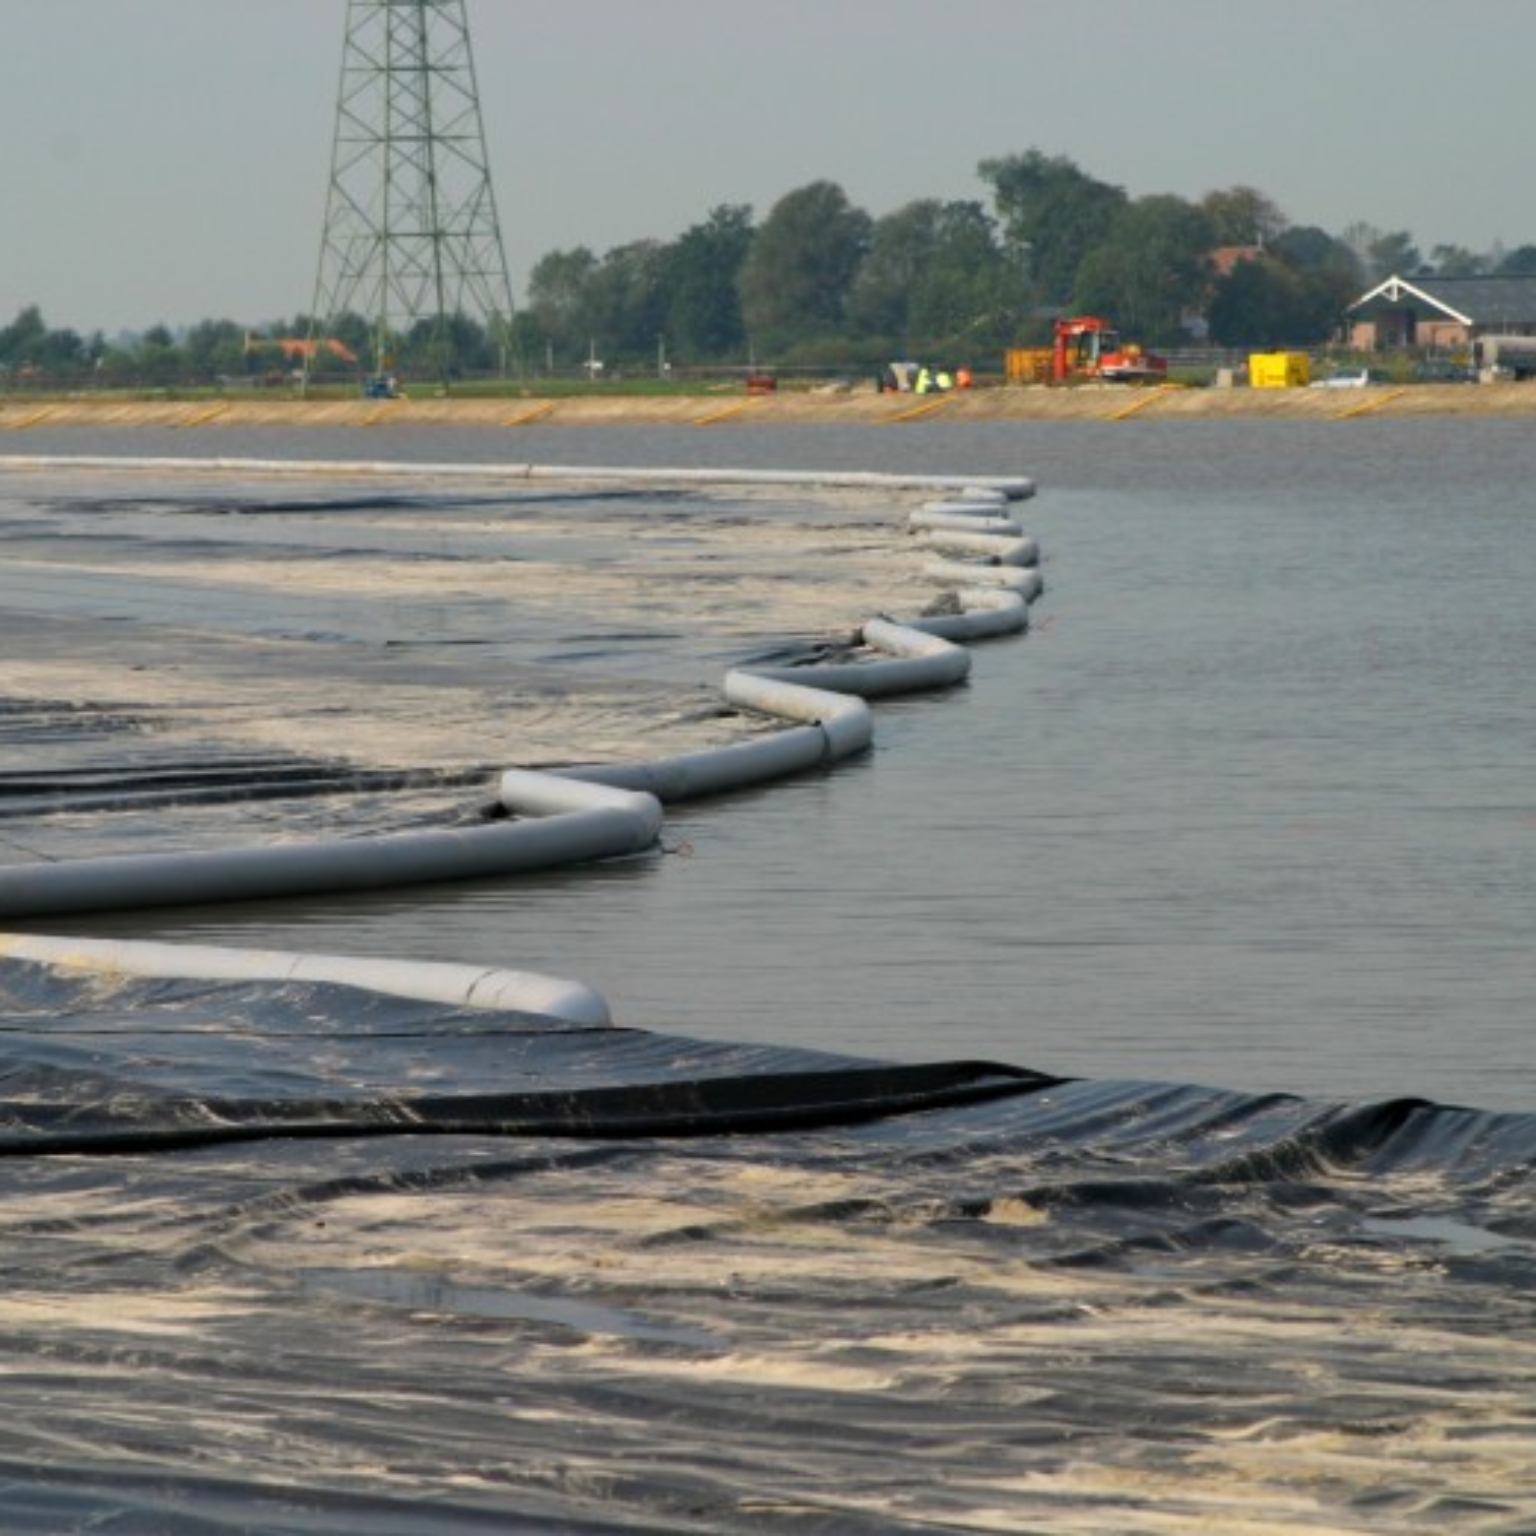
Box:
307, 0, 514, 388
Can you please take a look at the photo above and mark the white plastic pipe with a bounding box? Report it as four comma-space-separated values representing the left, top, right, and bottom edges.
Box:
0, 932, 613, 1027
555, 728, 836, 801
924, 558, 1045, 601
901, 588, 1030, 641
735, 618, 970, 699
917, 530, 1040, 567
0, 773, 662, 919
722, 670, 875, 758
907, 509, 1024, 536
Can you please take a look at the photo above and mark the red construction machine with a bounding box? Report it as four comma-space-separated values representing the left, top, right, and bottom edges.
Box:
1006, 316, 1167, 385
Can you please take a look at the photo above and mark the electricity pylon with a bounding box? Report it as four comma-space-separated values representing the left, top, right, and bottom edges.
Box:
306, 0, 514, 387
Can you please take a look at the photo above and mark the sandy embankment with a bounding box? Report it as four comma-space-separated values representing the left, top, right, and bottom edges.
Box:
2, 380, 1534, 431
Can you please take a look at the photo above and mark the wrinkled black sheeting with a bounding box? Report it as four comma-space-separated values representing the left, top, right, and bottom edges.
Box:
2, 961, 1535, 1184
3, 965, 1536, 1532
0, 1060, 1061, 1156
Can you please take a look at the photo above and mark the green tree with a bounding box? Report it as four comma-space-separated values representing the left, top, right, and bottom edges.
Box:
978, 149, 1127, 306
1495, 243, 1536, 275
397, 312, 499, 377
662, 204, 753, 362
910, 202, 1023, 358
849, 199, 1020, 357
525, 246, 602, 365
737, 180, 872, 357
1429, 243, 1487, 277
183, 318, 247, 380
848, 199, 941, 343
1201, 185, 1286, 247
0, 304, 89, 376
132, 324, 184, 384
1271, 225, 1361, 284
1206, 253, 1345, 347
587, 240, 670, 363
1343, 223, 1421, 281
1073, 194, 1216, 344
0, 304, 49, 365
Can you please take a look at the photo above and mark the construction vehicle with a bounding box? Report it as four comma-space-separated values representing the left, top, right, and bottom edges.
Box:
1005, 316, 1167, 385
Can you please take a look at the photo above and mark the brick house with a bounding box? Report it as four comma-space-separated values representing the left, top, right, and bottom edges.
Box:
1347, 273, 1536, 351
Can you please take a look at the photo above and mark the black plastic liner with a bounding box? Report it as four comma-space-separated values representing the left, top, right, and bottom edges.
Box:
2, 960, 1535, 1532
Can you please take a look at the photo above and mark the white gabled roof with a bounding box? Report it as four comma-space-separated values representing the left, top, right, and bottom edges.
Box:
1349, 274, 1473, 325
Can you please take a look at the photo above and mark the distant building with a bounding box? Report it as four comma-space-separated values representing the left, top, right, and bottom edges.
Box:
1208, 244, 1265, 280
1347, 273, 1536, 351
1181, 245, 1265, 340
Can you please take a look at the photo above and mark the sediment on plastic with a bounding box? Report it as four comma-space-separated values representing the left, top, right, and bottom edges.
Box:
0, 472, 1041, 919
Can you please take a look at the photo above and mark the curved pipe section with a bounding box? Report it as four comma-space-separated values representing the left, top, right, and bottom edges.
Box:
0, 469, 1040, 923
908, 509, 1024, 537
901, 588, 1030, 641
0, 932, 612, 1027
924, 558, 1045, 601
917, 530, 1040, 567
734, 618, 970, 700
722, 670, 875, 759
0, 775, 662, 919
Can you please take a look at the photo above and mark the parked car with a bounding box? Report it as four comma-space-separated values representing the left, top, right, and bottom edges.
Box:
1311, 366, 1386, 389
1412, 359, 1476, 383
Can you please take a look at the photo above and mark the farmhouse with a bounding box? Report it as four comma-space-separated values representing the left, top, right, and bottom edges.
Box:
1348, 273, 1536, 353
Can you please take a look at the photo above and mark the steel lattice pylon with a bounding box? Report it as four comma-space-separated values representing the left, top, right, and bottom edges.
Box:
308, 0, 514, 383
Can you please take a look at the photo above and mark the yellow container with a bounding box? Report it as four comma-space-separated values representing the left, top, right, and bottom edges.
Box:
1248, 352, 1310, 388
1005, 347, 1054, 385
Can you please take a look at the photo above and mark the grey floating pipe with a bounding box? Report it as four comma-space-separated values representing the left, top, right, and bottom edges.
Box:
924, 558, 1045, 601
908, 509, 1025, 537
917, 530, 1041, 567
901, 588, 1030, 641
0, 773, 662, 919
0, 931, 612, 1027
732, 618, 970, 700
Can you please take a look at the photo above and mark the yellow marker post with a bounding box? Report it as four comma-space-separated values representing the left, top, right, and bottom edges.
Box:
180, 402, 232, 428
6, 406, 58, 430
504, 401, 557, 426
1107, 383, 1179, 421
693, 400, 755, 427
885, 395, 955, 424
1334, 387, 1408, 420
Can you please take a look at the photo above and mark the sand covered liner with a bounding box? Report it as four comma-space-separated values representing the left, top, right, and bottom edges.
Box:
0, 460, 951, 863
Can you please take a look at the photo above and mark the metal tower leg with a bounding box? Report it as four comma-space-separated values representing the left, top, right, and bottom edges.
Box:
306, 0, 514, 391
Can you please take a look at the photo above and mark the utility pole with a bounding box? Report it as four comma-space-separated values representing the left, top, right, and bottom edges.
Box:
306, 0, 514, 392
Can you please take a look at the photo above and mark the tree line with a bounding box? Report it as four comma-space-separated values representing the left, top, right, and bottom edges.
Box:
7, 148, 1536, 386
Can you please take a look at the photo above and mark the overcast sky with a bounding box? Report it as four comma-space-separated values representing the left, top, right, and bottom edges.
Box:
5, 0, 1534, 334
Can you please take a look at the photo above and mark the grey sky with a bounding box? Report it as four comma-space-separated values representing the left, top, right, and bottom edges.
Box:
4, 0, 1533, 334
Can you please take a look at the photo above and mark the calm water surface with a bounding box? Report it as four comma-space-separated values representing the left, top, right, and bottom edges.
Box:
24, 415, 1530, 1112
